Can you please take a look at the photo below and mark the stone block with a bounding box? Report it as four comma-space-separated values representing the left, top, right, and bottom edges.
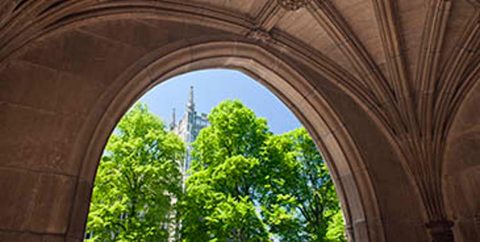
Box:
0, 103, 83, 175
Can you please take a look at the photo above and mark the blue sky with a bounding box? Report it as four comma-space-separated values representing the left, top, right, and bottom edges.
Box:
137, 69, 302, 134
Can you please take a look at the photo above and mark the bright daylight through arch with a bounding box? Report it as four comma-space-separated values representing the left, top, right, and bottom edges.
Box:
85, 69, 346, 241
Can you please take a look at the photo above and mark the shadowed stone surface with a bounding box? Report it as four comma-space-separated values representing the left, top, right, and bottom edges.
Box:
0, 0, 478, 241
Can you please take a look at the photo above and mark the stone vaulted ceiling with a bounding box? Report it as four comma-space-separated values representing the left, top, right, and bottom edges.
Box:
0, 0, 479, 242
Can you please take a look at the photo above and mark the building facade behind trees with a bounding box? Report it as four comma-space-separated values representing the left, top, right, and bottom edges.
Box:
170, 86, 209, 186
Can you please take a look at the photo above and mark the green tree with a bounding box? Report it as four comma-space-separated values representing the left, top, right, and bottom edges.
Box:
326, 210, 347, 241
181, 100, 271, 241
86, 103, 185, 242
260, 128, 345, 241
181, 100, 345, 241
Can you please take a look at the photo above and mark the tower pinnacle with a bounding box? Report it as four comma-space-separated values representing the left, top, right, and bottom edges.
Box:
187, 85, 195, 111
170, 108, 176, 130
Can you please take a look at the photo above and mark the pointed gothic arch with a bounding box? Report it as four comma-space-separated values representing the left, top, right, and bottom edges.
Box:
1, 1, 479, 241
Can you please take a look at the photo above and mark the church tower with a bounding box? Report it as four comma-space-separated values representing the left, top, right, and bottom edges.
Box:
171, 86, 209, 184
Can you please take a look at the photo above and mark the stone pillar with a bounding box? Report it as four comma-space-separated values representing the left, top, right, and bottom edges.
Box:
426, 220, 454, 242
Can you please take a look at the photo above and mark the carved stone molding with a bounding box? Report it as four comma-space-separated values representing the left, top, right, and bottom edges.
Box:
256, 1, 286, 31
467, 0, 480, 8
246, 28, 273, 44
1, 0, 479, 241
277, 0, 312, 11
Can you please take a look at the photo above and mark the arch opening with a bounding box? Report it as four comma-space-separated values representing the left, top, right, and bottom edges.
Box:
86, 68, 343, 241
70, 41, 385, 242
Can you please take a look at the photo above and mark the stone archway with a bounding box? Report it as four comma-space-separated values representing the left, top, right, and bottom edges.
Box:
71, 40, 386, 242
1, 1, 479, 242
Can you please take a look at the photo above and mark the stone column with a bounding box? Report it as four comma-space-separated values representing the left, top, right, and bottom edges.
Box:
426, 220, 454, 242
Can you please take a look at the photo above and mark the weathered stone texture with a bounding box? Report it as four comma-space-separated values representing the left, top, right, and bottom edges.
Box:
0, 0, 478, 241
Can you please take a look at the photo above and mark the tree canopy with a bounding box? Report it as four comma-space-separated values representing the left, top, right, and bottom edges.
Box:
181, 100, 345, 242
86, 100, 345, 241
86, 104, 185, 242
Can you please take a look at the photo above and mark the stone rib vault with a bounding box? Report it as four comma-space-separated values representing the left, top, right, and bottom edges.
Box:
0, 0, 479, 241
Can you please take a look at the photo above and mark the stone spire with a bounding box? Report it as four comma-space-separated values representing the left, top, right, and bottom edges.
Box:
170, 108, 176, 130
186, 85, 194, 112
